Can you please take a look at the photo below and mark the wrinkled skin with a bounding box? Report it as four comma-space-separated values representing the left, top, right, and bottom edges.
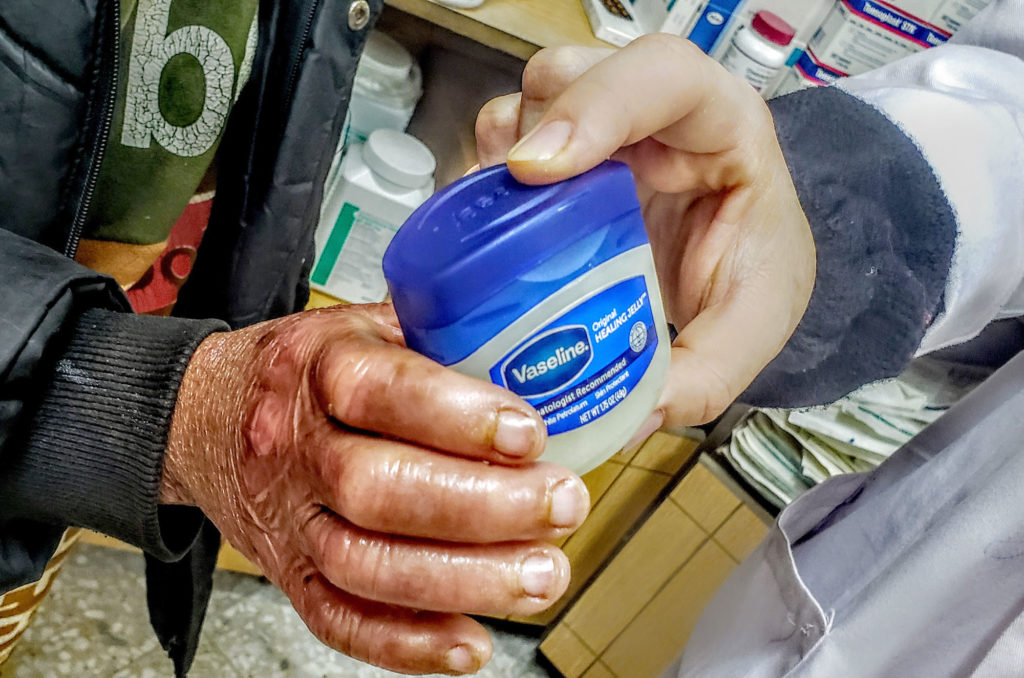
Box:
161, 35, 815, 676
162, 304, 590, 674
475, 35, 816, 432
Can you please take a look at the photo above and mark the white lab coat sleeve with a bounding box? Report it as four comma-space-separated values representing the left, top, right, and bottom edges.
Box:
678, 5, 1024, 678
744, 0, 1024, 409
838, 0, 1024, 354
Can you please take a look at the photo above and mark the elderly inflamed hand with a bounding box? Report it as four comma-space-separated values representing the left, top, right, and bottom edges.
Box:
476, 34, 816, 432
159, 303, 590, 675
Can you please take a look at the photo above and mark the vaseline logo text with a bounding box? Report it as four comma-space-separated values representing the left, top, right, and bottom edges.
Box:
510, 342, 588, 383
503, 327, 592, 397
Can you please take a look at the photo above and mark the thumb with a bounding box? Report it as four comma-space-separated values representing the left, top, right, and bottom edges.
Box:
504, 34, 751, 185
625, 326, 746, 440
660, 343, 743, 427
657, 280, 805, 427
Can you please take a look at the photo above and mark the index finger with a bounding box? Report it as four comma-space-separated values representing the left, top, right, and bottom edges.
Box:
316, 324, 548, 465
505, 33, 769, 184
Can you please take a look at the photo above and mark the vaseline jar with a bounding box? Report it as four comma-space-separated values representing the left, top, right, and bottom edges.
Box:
382, 161, 669, 474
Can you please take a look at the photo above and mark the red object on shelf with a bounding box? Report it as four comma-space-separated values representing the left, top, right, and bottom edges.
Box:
751, 10, 795, 46
126, 193, 213, 315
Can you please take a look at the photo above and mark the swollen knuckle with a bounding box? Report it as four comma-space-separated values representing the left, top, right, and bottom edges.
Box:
336, 462, 402, 530
335, 468, 372, 516
331, 365, 371, 422
307, 511, 341, 560
357, 353, 429, 425
475, 96, 511, 139
521, 48, 555, 94
318, 348, 383, 424
522, 46, 590, 98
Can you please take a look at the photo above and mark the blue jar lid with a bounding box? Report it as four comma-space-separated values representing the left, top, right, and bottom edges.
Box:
383, 160, 648, 365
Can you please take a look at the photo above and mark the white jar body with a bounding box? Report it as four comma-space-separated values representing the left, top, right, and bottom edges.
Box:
720, 26, 789, 93
451, 246, 670, 475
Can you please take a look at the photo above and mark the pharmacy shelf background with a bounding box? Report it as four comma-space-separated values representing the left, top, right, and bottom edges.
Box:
383, 0, 610, 59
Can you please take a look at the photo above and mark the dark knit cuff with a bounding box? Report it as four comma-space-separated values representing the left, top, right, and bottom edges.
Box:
2, 308, 228, 560
741, 86, 956, 408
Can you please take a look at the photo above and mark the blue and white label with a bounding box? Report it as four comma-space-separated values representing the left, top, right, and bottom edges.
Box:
793, 50, 846, 85
490, 277, 658, 435
841, 0, 950, 47
502, 326, 593, 398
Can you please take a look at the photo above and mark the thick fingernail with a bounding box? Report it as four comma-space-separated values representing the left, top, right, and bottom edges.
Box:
549, 477, 589, 528
508, 120, 573, 163
520, 554, 556, 597
494, 409, 540, 457
445, 644, 477, 674
624, 410, 665, 450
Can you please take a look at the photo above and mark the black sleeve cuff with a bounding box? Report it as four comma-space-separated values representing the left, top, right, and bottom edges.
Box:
1, 308, 228, 560
741, 86, 957, 408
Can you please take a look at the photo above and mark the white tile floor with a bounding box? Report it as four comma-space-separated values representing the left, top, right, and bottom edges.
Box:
1, 544, 554, 678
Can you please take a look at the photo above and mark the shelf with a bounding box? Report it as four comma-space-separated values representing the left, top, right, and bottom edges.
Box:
307, 288, 345, 309
383, 0, 612, 60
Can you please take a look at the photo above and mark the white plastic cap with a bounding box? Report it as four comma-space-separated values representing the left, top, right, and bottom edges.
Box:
358, 31, 414, 82
362, 129, 436, 189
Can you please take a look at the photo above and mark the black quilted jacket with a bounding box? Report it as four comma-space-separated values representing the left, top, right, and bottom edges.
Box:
0, 0, 380, 673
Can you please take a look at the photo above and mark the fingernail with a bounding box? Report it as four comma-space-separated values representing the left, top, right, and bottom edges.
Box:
624, 410, 665, 451
549, 477, 589, 528
494, 409, 539, 457
462, 163, 480, 177
520, 554, 555, 597
508, 120, 573, 163
445, 644, 477, 674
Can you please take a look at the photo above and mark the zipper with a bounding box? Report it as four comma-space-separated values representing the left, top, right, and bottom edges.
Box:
64, 0, 120, 259
281, 0, 322, 113
231, 0, 320, 222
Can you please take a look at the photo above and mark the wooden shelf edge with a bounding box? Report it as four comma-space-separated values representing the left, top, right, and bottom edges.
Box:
384, 0, 612, 60
385, 0, 539, 59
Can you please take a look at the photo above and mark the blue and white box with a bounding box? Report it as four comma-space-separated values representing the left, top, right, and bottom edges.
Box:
627, 0, 707, 35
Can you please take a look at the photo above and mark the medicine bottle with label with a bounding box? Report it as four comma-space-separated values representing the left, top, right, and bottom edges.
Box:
719, 10, 795, 94
382, 161, 670, 475
311, 129, 435, 304
347, 31, 423, 145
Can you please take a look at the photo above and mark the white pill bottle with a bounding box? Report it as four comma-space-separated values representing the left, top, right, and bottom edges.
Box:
719, 10, 795, 94
383, 161, 669, 474
347, 31, 422, 145
312, 129, 435, 304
